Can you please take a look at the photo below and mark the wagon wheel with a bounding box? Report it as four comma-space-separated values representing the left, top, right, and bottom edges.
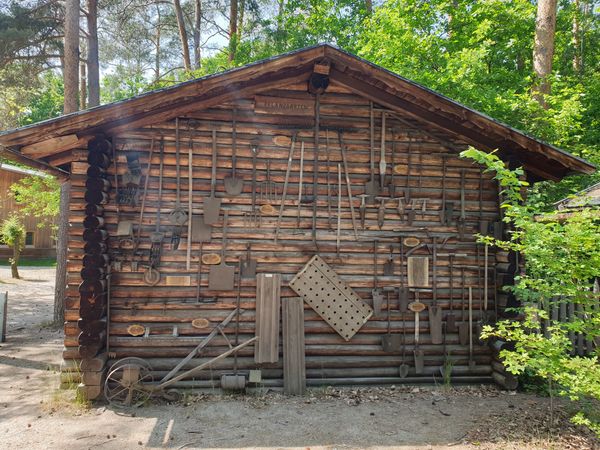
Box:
104, 362, 153, 408
107, 357, 152, 374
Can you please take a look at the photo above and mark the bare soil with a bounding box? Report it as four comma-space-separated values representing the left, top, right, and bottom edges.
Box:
0, 267, 598, 450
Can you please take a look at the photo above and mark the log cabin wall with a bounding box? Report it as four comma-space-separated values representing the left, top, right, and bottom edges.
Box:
63, 80, 509, 392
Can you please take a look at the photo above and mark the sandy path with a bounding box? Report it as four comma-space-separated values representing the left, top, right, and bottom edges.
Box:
0, 267, 596, 450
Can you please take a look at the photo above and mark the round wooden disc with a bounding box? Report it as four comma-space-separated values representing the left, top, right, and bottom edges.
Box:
393, 164, 404, 175
408, 301, 426, 313
142, 268, 160, 286
404, 237, 420, 247
273, 135, 291, 147
191, 318, 210, 329
260, 204, 276, 215
127, 324, 146, 336
201, 253, 221, 265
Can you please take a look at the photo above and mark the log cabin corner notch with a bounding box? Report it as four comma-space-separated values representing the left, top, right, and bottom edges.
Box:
0, 44, 594, 401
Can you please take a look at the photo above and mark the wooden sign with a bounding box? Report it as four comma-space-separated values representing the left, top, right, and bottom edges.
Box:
254, 95, 313, 116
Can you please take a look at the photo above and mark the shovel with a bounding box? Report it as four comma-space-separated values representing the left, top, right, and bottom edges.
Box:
384, 245, 394, 276
399, 290, 410, 378
296, 141, 305, 229
381, 288, 401, 352
458, 169, 466, 239
365, 101, 380, 201
388, 133, 396, 197
169, 118, 189, 230
468, 286, 476, 370
208, 211, 235, 290
379, 112, 387, 191
240, 243, 257, 279
458, 268, 469, 346
187, 132, 212, 244
409, 292, 426, 374
376, 197, 386, 230
446, 254, 458, 333
429, 237, 443, 345
204, 130, 222, 225
224, 110, 244, 196
358, 194, 368, 230
398, 240, 410, 311
149, 139, 165, 270
372, 240, 384, 315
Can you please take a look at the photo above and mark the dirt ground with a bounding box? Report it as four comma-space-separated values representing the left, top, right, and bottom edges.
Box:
0, 267, 598, 450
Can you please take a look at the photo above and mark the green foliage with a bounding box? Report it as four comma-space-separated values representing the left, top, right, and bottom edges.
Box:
100, 66, 150, 103
0, 214, 26, 279
462, 148, 600, 436
9, 174, 60, 234
0, 214, 25, 249
360, 0, 600, 207
18, 71, 64, 126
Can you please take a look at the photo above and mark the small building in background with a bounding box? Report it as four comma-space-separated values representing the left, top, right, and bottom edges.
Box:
0, 162, 57, 259
555, 181, 600, 212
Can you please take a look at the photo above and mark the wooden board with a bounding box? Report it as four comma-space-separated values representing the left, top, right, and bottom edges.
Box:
255, 273, 281, 363
165, 276, 191, 286
283, 297, 306, 395
254, 95, 314, 116
289, 255, 372, 341
407, 256, 429, 287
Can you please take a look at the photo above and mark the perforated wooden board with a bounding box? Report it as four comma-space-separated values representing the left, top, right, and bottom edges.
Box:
289, 255, 372, 341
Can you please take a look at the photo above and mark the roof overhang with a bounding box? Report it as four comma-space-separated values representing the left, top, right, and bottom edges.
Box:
0, 44, 594, 181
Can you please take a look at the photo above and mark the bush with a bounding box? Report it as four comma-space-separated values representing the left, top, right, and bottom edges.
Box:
0, 214, 26, 279
462, 148, 600, 436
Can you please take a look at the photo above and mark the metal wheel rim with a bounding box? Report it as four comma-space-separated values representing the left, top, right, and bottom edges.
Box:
104, 363, 153, 408
108, 357, 152, 374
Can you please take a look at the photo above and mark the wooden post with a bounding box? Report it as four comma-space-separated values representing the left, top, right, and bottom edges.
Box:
0, 292, 7, 342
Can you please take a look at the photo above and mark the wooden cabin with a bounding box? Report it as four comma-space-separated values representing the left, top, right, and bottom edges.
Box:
0, 45, 594, 401
0, 163, 56, 259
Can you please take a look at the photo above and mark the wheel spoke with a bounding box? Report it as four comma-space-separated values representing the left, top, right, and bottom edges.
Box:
107, 386, 128, 400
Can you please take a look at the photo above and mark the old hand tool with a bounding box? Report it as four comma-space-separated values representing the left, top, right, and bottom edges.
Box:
275, 134, 297, 244
379, 112, 387, 191
372, 240, 384, 315
203, 129, 222, 225
365, 101, 380, 201
169, 118, 189, 250
409, 291, 426, 374
224, 109, 244, 196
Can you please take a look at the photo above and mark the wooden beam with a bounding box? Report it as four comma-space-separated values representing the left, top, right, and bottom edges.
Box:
325, 47, 594, 175
0, 46, 326, 147
20, 134, 90, 158
94, 69, 313, 137
331, 68, 501, 150
0, 145, 69, 179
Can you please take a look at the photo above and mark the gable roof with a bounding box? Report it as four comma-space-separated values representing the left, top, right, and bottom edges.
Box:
555, 181, 600, 210
0, 44, 594, 181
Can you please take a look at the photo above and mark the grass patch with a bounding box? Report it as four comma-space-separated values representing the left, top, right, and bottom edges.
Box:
0, 257, 56, 267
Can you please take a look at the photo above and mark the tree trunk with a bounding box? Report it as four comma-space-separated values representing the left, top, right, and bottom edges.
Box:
173, 0, 192, 71
365, 0, 372, 14
532, 0, 557, 107
11, 245, 20, 279
63, 0, 80, 114
80, 57, 87, 109
154, 0, 162, 81
572, 0, 580, 73
193, 0, 201, 69
53, 181, 70, 325
228, 0, 238, 62
86, 0, 100, 107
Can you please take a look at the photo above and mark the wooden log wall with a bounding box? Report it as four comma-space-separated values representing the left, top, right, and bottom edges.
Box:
63, 81, 509, 391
